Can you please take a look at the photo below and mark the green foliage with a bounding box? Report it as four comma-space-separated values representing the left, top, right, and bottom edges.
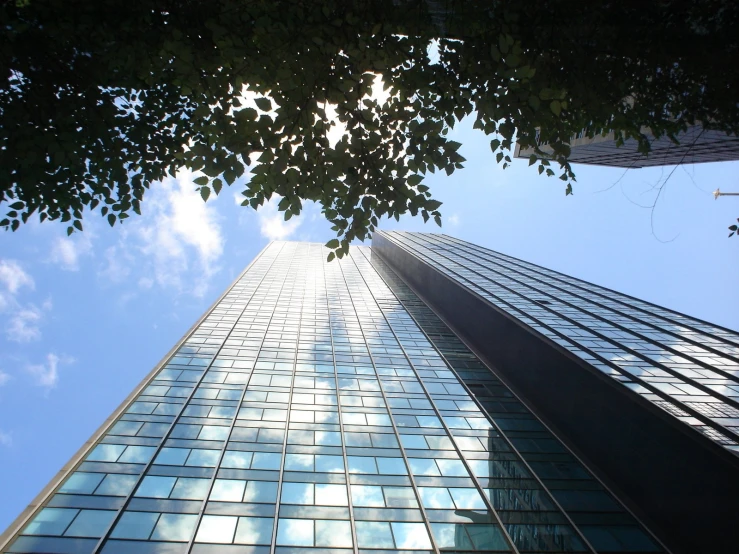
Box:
730, 219, 739, 238
2, 0, 738, 253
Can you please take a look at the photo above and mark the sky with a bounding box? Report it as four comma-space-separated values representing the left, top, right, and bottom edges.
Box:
1, 115, 738, 532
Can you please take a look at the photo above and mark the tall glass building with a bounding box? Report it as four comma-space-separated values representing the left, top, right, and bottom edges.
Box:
2, 233, 736, 554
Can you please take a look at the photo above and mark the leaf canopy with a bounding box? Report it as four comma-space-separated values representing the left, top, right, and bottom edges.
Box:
2, 0, 738, 252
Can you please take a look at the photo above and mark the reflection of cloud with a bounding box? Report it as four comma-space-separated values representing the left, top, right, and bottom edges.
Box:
99, 169, 225, 297
277, 518, 313, 547
257, 196, 302, 241
391, 522, 432, 549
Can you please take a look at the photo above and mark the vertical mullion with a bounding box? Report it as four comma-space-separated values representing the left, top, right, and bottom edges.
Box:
92, 243, 283, 553
391, 233, 739, 442
268, 244, 306, 554
348, 248, 526, 554
438, 232, 739, 349
336, 254, 441, 554
185, 243, 294, 551
323, 249, 361, 554
363, 248, 672, 554
432, 235, 739, 383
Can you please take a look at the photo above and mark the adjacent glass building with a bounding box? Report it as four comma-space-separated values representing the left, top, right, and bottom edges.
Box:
2, 233, 736, 554
513, 125, 739, 168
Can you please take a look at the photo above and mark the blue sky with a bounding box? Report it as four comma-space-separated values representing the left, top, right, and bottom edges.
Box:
1, 116, 738, 531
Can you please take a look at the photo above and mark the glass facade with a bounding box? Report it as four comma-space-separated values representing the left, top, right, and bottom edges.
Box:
377, 231, 739, 455
3, 240, 666, 554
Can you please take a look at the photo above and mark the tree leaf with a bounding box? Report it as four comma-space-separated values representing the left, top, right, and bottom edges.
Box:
255, 97, 271, 111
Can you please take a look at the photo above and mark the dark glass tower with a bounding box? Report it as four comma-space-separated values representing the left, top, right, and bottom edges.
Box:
2, 233, 735, 554
373, 231, 739, 554
513, 125, 739, 168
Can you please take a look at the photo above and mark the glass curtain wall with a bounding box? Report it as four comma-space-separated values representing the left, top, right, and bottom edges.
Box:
377, 231, 739, 455
6, 242, 663, 554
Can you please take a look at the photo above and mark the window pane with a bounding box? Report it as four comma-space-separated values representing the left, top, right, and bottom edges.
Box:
86, 444, 125, 462
64, 510, 116, 538
351, 485, 385, 507
409, 458, 440, 476
281, 483, 314, 505
211, 479, 246, 502
234, 517, 273, 545
315, 455, 344, 473
110, 512, 159, 540
348, 456, 378, 474
377, 457, 407, 475
432, 523, 474, 550
244, 481, 278, 503
118, 445, 156, 464
449, 488, 486, 510
315, 520, 353, 548
24, 508, 78, 536
221, 450, 253, 469
276, 518, 314, 546
94, 474, 138, 497
420, 487, 455, 509
155, 447, 190, 466
150, 513, 198, 542
315, 484, 348, 506
466, 524, 510, 551
135, 476, 176, 498
58, 472, 104, 495
170, 478, 210, 500
252, 452, 281, 470
284, 454, 314, 471
384, 486, 418, 508
392, 522, 432, 549
436, 459, 469, 477
195, 515, 238, 544
186, 449, 220, 467
356, 521, 394, 548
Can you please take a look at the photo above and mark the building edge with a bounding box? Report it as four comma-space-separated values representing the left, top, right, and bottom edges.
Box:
0, 243, 273, 551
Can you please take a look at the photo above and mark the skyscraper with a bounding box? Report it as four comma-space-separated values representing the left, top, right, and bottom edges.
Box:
1, 233, 735, 554
513, 124, 739, 168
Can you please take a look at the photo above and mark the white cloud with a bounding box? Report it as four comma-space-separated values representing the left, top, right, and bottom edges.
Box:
0, 430, 12, 448
98, 245, 133, 284
446, 214, 460, 227
0, 260, 34, 294
99, 169, 225, 297
26, 353, 65, 389
7, 306, 43, 342
0, 370, 10, 387
0, 260, 49, 342
50, 232, 93, 271
257, 196, 302, 240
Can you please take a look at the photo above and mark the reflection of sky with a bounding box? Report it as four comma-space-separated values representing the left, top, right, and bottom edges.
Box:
276, 518, 313, 546
150, 513, 198, 541
195, 515, 237, 544
392, 522, 433, 549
